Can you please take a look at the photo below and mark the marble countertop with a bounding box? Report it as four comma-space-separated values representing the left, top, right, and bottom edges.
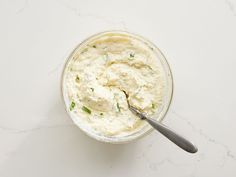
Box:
0, 0, 236, 176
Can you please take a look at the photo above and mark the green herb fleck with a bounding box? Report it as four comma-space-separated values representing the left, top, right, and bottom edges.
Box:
116, 103, 121, 112
100, 113, 103, 116
82, 106, 91, 114
75, 75, 80, 82
70, 101, 76, 111
81, 48, 88, 54
92, 45, 96, 48
90, 88, 94, 92
152, 103, 155, 109
130, 53, 135, 58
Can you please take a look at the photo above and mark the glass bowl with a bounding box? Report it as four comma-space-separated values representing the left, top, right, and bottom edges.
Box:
61, 31, 173, 144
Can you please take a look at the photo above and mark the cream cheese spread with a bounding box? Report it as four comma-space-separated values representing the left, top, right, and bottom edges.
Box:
64, 32, 164, 137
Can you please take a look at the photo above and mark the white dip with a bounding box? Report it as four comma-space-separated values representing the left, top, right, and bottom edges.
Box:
63, 32, 164, 138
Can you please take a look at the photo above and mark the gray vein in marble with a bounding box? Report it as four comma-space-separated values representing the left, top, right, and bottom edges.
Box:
0, 124, 74, 134
57, 0, 127, 30
78, 13, 128, 31
58, 1, 81, 17
48, 62, 64, 75
225, 0, 236, 16
171, 110, 236, 162
147, 150, 202, 176
139, 149, 193, 171
16, 0, 28, 14
148, 157, 196, 172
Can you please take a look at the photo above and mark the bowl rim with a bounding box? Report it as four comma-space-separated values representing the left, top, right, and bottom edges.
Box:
60, 30, 174, 144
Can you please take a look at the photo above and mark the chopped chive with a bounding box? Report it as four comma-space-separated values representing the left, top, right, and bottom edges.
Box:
82, 106, 91, 114
100, 113, 103, 116
150, 47, 154, 51
81, 48, 88, 54
90, 88, 94, 92
130, 53, 135, 58
152, 103, 155, 109
69, 101, 76, 111
92, 45, 96, 48
75, 75, 80, 82
116, 103, 121, 112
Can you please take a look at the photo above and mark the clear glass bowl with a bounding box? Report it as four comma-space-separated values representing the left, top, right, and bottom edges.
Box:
61, 31, 173, 144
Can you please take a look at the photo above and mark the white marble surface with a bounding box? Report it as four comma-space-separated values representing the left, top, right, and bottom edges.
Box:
0, 0, 236, 176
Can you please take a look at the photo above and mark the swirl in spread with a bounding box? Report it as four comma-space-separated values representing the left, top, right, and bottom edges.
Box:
64, 33, 164, 137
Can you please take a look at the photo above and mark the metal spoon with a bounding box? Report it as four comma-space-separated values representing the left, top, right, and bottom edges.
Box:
123, 91, 198, 153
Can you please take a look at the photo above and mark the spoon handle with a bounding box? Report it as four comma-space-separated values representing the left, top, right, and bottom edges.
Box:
146, 117, 198, 153
127, 98, 198, 153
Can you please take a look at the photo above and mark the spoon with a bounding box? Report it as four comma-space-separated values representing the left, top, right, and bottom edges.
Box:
123, 91, 198, 153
